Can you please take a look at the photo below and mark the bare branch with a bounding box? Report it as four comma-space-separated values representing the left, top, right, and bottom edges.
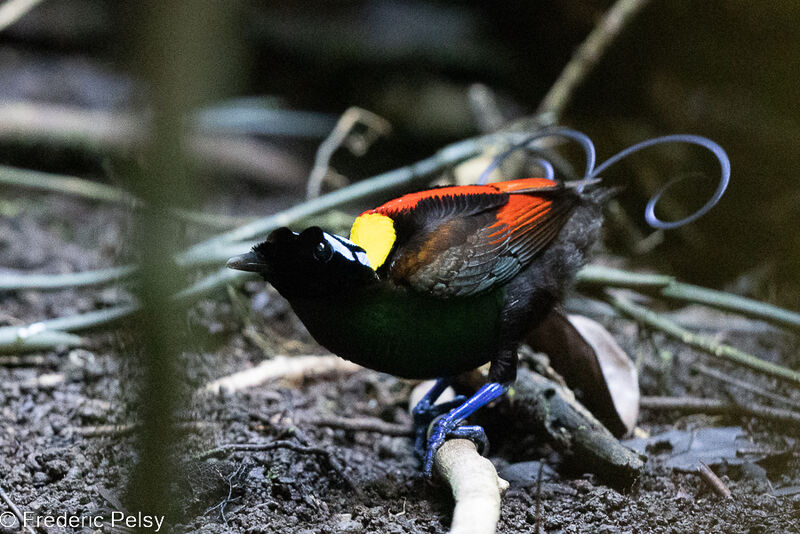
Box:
306, 107, 391, 199
692, 363, 800, 411
697, 461, 732, 499
535, 0, 651, 123
202, 355, 361, 394
434, 439, 509, 534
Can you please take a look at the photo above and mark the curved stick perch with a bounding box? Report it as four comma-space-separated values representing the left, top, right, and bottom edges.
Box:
435, 439, 509, 534
509, 368, 644, 486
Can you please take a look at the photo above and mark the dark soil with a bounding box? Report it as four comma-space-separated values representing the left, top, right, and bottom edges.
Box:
2, 189, 800, 534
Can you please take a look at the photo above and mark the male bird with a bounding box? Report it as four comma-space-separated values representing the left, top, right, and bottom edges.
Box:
226, 131, 729, 477
227, 176, 606, 476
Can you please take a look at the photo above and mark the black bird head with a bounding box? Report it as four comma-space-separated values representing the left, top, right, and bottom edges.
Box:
226, 226, 378, 299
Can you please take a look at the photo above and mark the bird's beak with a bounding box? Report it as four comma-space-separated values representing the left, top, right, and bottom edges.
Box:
226, 251, 268, 272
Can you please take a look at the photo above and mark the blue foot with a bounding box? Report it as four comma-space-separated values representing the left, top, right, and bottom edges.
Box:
448, 425, 489, 455
420, 382, 508, 478
411, 379, 467, 460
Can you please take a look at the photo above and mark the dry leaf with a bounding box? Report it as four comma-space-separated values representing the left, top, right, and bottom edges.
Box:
526, 310, 639, 436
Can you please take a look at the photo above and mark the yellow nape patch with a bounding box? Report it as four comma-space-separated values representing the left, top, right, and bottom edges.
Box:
350, 213, 396, 269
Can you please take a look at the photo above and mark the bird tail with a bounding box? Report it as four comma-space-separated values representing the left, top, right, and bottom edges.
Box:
479, 128, 729, 230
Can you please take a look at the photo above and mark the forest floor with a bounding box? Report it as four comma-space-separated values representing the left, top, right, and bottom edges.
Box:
2, 187, 800, 534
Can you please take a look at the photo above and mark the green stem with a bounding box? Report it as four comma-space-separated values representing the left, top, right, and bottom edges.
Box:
608, 293, 800, 386
576, 264, 674, 288
182, 135, 489, 257
0, 164, 250, 229
657, 282, 800, 331
577, 265, 800, 332
0, 164, 133, 203
0, 268, 255, 353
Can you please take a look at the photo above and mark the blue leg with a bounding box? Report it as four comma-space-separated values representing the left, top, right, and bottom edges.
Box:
411, 378, 467, 460
422, 382, 509, 478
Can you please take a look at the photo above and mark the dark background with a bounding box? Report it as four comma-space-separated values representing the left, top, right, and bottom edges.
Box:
2, 0, 798, 302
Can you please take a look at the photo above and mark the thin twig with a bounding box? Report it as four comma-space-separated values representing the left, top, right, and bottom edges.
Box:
307, 415, 413, 437
306, 107, 391, 199
201, 355, 361, 394
203, 463, 245, 525
0, 164, 135, 203
0, 325, 84, 354
534, 462, 544, 534
656, 282, 800, 332
0, 268, 251, 353
577, 264, 674, 289
692, 363, 800, 411
0, 305, 135, 353
196, 441, 321, 460
0, 266, 134, 291
608, 293, 800, 386
196, 441, 362, 497
0, 484, 35, 534
0, 101, 143, 150
534, 0, 651, 123
0, 0, 44, 33
467, 83, 506, 134
696, 461, 732, 499
639, 396, 800, 426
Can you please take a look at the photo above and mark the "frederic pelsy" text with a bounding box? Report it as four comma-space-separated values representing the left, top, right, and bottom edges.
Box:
22, 511, 165, 531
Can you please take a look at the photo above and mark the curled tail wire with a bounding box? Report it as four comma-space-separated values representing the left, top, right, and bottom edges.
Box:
478, 128, 731, 230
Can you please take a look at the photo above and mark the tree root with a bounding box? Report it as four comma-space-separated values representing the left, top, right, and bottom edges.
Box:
434, 439, 509, 534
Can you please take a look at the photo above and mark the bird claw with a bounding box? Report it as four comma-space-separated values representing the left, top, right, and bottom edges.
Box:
411, 381, 466, 460
412, 398, 466, 460
421, 420, 489, 478
412, 381, 508, 478
448, 425, 489, 455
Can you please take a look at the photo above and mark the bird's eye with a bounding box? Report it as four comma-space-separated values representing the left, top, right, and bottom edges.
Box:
314, 240, 333, 262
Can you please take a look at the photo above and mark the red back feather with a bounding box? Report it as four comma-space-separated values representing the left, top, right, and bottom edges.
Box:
367, 178, 558, 217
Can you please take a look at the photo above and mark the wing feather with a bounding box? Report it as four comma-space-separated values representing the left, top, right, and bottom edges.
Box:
371, 178, 578, 297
